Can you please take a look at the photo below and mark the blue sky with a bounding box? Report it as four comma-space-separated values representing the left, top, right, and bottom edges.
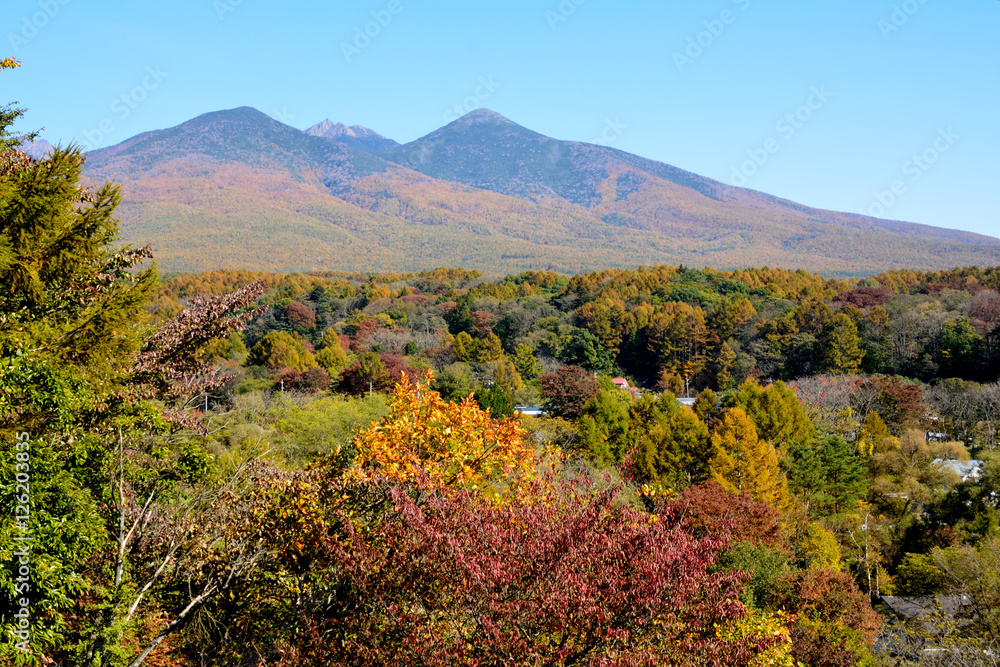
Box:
3, 0, 998, 237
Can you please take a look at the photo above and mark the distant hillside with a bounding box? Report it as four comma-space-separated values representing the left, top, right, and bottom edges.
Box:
82, 107, 1000, 275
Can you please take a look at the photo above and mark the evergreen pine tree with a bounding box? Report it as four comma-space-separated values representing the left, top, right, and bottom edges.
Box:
446, 291, 474, 335
512, 343, 543, 379
789, 435, 868, 517
820, 313, 865, 375
2, 65, 266, 663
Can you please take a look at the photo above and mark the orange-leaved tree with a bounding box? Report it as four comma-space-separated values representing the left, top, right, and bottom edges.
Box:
351, 370, 541, 493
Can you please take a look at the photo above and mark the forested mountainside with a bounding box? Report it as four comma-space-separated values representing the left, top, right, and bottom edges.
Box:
82, 107, 1000, 275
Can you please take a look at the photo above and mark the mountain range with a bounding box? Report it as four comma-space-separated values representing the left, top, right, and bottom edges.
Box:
78, 106, 1000, 276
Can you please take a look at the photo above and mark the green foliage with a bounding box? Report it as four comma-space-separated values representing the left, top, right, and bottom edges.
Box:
578, 388, 633, 465
315, 344, 349, 375
479, 358, 523, 397
474, 332, 505, 363
0, 433, 103, 663
273, 393, 388, 465
0, 124, 156, 663
452, 330, 475, 362
474, 384, 516, 419
729, 380, 816, 454
894, 552, 948, 595
710, 407, 791, 510
939, 538, 1000, 629
789, 435, 868, 517
248, 330, 316, 370
857, 410, 892, 456
512, 343, 543, 379
558, 327, 616, 373
821, 313, 865, 375
203, 329, 248, 363
937, 316, 982, 378
795, 523, 843, 571
715, 541, 790, 610
920, 450, 1000, 545
0, 146, 156, 372
234, 376, 275, 394
446, 291, 474, 335
709, 296, 757, 342
433, 362, 477, 402
630, 393, 714, 488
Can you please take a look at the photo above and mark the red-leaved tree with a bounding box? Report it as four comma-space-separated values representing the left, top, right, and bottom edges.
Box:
540, 364, 601, 419
768, 568, 883, 666
268, 474, 775, 667
678, 481, 790, 553
337, 352, 419, 395
283, 300, 317, 329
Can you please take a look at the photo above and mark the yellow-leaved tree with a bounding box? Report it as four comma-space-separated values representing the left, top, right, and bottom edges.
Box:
711, 407, 791, 510
716, 610, 799, 667
351, 370, 540, 493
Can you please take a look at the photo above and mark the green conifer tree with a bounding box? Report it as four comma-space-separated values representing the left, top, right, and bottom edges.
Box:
820, 313, 865, 375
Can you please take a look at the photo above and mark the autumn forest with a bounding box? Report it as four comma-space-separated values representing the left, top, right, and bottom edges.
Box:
3, 57, 1000, 667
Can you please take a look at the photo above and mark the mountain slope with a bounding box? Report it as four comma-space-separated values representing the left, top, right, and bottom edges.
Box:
86, 107, 393, 194
82, 107, 1000, 275
382, 109, 996, 248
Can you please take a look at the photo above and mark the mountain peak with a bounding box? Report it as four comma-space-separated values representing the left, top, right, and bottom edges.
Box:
306, 119, 398, 152
198, 106, 275, 123
23, 138, 55, 159
79, 105, 1000, 276
307, 119, 351, 137
455, 108, 514, 125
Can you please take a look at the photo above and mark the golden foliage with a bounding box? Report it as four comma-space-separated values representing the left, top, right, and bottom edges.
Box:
351, 371, 539, 493
711, 408, 792, 511
717, 611, 801, 667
